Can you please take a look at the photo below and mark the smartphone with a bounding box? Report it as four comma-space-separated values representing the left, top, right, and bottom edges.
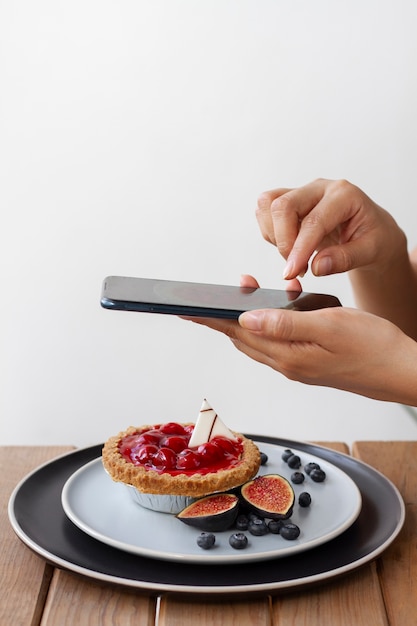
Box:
100, 276, 341, 319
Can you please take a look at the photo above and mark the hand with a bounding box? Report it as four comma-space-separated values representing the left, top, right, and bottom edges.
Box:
256, 178, 407, 280
189, 302, 417, 405
237, 306, 417, 402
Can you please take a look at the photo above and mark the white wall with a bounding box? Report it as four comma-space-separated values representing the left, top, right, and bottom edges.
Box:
2, 0, 417, 447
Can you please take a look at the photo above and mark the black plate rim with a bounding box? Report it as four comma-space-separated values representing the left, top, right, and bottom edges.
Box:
8, 436, 405, 595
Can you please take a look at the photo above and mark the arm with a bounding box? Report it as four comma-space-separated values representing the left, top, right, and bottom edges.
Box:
349, 244, 417, 341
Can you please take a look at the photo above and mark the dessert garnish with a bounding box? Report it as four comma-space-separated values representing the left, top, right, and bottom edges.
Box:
241, 474, 295, 520
188, 399, 237, 448
229, 533, 248, 550
196, 532, 216, 550
177, 493, 240, 531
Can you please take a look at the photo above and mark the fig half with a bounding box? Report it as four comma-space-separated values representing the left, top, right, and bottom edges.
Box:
177, 493, 239, 531
241, 474, 295, 520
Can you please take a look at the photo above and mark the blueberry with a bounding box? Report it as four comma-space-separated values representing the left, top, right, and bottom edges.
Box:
268, 519, 284, 534
281, 448, 293, 462
248, 518, 269, 536
310, 468, 326, 482
304, 462, 321, 475
280, 523, 301, 540
260, 451, 268, 465
298, 492, 312, 507
235, 514, 249, 530
291, 471, 305, 484
229, 532, 249, 549
287, 454, 301, 469
196, 532, 216, 550
248, 512, 262, 522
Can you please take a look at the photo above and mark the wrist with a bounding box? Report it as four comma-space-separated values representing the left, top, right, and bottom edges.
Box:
386, 334, 417, 406
355, 222, 408, 277
349, 226, 410, 300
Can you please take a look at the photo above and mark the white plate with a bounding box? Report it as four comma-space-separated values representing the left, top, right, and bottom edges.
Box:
61, 442, 362, 564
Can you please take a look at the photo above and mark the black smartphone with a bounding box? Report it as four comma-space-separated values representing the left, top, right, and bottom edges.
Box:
100, 276, 341, 319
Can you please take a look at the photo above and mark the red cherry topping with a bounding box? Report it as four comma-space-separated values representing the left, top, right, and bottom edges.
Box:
176, 449, 201, 470
135, 432, 161, 446
160, 435, 188, 453
197, 442, 224, 464
159, 422, 187, 436
153, 447, 177, 470
212, 436, 238, 456
118, 422, 243, 475
131, 444, 158, 465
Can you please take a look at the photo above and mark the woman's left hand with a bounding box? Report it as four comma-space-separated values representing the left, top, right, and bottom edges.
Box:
188, 276, 417, 405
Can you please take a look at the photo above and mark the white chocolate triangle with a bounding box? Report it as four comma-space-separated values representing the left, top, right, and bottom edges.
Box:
188, 399, 237, 448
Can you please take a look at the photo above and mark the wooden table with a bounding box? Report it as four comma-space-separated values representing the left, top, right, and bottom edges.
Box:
1, 441, 416, 625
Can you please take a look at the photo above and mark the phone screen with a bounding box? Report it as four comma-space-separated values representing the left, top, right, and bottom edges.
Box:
101, 276, 341, 319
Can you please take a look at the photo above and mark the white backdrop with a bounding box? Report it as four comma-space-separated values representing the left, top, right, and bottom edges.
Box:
2, 0, 417, 446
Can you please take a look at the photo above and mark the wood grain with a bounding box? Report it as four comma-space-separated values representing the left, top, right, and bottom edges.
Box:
352, 441, 417, 626
271, 564, 388, 626
41, 570, 156, 626
157, 596, 271, 626
0, 446, 72, 626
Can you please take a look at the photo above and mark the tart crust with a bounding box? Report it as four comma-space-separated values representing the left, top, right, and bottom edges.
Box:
102, 424, 261, 497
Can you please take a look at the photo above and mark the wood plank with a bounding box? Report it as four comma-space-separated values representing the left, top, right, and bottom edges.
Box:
271, 440, 388, 626
0, 446, 72, 626
313, 442, 350, 454
41, 570, 156, 626
352, 441, 417, 626
271, 564, 388, 626
157, 596, 271, 626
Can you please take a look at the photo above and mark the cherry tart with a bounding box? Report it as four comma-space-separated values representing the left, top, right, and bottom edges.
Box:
102, 422, 261, 497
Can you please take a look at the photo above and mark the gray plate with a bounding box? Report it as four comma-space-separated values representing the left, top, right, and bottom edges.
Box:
61, 442, 362, 564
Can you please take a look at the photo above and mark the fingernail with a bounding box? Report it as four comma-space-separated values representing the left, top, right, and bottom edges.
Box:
315, 256, 332, 276
283, 260, 294, 279
239, 311, 263, 330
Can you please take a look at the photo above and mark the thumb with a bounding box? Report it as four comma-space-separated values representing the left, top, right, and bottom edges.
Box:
312, 240, 372, 276
239, 308, 297, 340
239, 307, 334, 342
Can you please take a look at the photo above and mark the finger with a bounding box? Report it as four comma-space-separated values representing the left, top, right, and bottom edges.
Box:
258, 181, 327, 264
283, 182, 363, 279
285, 278, 303, 300
240, 273, 302, 304
183, 315, 239, 337
230, 336, 280, 371
311, 238, 377, 276
239, 274, 260, 289
256, 188, 292, 246
238, 307, 335, 344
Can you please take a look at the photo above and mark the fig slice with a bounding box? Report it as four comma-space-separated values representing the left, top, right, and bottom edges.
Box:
177, 493, 239, 531
241, 474, 295, 520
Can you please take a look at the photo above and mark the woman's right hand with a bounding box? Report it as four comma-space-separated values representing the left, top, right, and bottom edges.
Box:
256, 178, 407, 280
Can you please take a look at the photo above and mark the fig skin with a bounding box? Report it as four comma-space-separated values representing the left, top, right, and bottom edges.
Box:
176, 493, 239, 531
240, 474, 295, 520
